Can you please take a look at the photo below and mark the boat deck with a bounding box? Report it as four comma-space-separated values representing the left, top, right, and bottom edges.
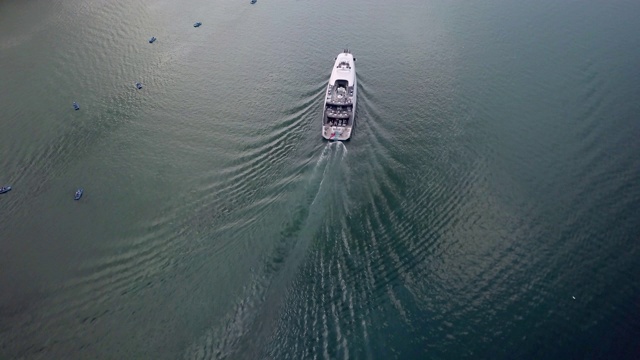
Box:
324, 106, 352, 118
326, 84, 354, 105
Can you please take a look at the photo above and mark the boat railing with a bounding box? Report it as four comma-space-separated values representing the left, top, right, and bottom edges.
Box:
325, 107, 352, 118
327, 98, 352, 105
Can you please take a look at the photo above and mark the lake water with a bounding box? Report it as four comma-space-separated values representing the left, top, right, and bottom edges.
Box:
1, 0, 639, 358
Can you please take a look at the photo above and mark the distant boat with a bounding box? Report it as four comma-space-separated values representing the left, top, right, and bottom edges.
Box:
149, 36, 157, 43
194, 22, 202, 27
251, 0, 256, 4
74, 188, 83, 200
136, 82, 143, 89
0, 186, 11, 194
73, 102, 80, 110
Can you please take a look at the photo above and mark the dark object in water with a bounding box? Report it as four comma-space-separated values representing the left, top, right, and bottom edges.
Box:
194, 22, 202, 27
251, 0, 256, 4
136, 82, 143, 89
0, 186, 11, 194
149, 36, 157, 43
74, 188, 83, 200
73, 102, 80, 110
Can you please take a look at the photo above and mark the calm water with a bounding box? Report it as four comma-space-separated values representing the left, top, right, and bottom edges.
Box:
1, 0, 640, 358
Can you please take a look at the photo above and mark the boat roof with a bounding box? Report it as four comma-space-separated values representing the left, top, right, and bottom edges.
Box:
328, 52, 355, 86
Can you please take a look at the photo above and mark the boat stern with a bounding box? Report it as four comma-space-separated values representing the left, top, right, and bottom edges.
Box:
323, 125, 352, 141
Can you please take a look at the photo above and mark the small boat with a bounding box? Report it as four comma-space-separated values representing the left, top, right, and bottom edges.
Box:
251, 0, 256, 4
149, 36, 157, 43
0, 186, 11, 194
194, 22, 202, 27
136, 82, 143, 89
73, 102, 80, 110
74, 188, 83, 200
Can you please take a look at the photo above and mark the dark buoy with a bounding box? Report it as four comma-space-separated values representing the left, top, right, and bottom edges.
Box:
149, 36, 157, 43
73, 102, 80, 110
136, 82, 143, 89
194, 22, 202, 27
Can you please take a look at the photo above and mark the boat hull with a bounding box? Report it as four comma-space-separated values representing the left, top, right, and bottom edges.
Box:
322, 51, 357, 141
